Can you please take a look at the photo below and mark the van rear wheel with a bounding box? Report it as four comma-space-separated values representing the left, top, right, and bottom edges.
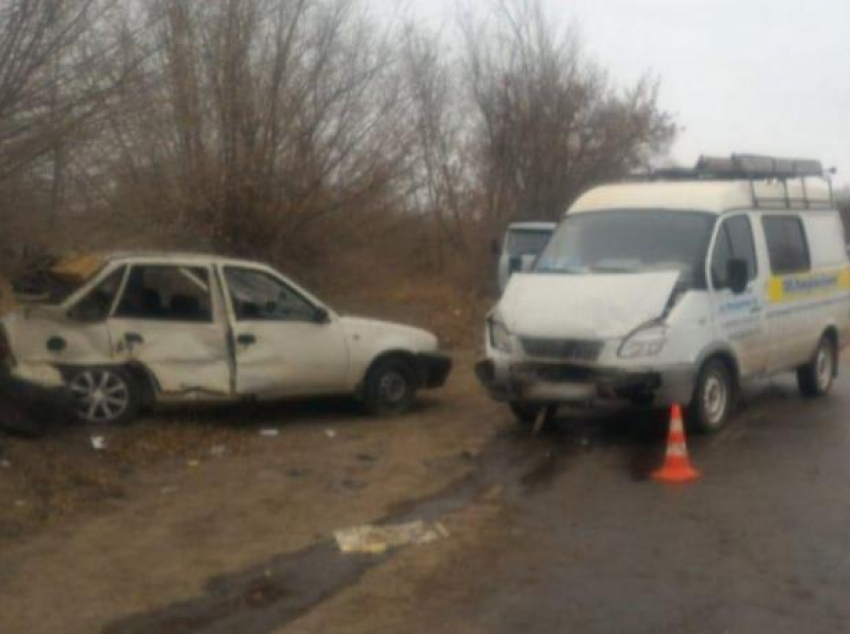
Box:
797, 335, 836, 398
687, 359, 734, 434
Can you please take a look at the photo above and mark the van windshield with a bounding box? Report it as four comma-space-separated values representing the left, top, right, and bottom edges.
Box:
535, 209, 715, 285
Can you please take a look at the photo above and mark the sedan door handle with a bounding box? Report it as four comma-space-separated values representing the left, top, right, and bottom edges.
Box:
46, 336, 66, 353
237, 333, 256, 346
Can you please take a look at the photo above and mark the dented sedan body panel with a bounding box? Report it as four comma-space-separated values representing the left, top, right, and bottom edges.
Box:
1, 252, 450, 423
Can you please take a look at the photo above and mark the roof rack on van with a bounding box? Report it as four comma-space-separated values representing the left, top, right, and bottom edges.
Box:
636, 154, 836, 210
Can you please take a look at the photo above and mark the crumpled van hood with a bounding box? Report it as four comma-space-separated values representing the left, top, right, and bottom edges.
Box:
499, 271, 681, 339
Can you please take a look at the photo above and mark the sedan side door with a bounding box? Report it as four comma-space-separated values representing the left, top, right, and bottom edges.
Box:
220, 266, 350, 397
107, 264, 232, 395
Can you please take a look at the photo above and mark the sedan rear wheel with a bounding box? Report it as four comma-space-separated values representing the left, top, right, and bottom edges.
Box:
67, 367, 141, 425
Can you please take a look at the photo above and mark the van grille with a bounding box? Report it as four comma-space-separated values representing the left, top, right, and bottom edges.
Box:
520, 337, 603, 361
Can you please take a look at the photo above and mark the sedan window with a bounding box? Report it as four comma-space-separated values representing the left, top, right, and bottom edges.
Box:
115, 266, 213, 322
67, 267, 126, 323
224, 268, 319, 322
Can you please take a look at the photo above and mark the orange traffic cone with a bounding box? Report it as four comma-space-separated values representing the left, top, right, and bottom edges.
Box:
651, 404, 701, 483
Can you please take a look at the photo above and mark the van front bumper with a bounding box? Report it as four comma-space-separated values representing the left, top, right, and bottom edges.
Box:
475, 359, 695, 406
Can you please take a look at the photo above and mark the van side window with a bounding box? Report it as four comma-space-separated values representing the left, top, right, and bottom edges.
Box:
711, 216, 757, 288
762, 216, 810, 275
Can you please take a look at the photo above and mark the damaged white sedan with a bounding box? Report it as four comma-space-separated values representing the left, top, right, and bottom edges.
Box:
1, 253, 451, 425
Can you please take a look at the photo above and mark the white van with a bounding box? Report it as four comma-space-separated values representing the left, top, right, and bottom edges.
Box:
476, 155, 850, 432
497, 222, 556, 293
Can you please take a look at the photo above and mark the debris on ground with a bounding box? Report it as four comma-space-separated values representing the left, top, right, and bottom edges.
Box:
460, 448, 479, 461
259, 429, 280, 438
186, 459, 200, 468
357, 452, 377, 463
325, 429, 337, 439
209, 445, 226, 457
90, 436, 106, 451
0, 458, 11, 469
340, 478, 366, 491
334, 520, 449, 555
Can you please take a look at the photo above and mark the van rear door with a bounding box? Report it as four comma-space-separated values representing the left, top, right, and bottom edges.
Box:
762, 212, 850, 369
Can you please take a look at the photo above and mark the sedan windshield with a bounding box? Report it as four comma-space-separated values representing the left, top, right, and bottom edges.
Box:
535, 209, 716, 284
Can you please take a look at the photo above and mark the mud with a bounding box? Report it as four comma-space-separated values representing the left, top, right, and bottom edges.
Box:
101, 411, 669, 634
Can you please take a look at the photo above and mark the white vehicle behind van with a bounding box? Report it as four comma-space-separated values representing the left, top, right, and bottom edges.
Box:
477, 155, 850, 432
497, 222, 556, 293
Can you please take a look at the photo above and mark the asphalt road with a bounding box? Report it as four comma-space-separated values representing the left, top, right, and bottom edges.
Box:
284, 367, 850, 633
375, 372, 850, 634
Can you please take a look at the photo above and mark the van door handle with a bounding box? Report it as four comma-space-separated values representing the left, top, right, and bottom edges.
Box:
237, 333, 256, 347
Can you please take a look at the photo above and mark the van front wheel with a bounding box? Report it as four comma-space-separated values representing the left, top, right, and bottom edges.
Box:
797, 335, 836, 398
688, 359, 734, 434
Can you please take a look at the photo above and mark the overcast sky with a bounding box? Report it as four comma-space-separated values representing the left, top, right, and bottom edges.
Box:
381, 0, 850, 187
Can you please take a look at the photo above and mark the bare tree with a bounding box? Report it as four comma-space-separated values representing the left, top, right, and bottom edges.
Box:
0, 0, 126, 182
462, 0, 676, 234
95, 0, 413, 266
400, 24, 473, 269
0, 0, 682, 293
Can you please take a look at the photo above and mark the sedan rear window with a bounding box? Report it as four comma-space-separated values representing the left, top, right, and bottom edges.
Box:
67, 267, 126, 323
115, 266, 213, 322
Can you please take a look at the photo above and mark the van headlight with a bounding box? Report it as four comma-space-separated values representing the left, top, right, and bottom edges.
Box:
488, 318, 512, 353
618, 325, 668, 358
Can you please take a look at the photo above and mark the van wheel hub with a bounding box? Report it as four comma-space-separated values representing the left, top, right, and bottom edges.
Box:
816, 346, 833, 391
702, 372, 728, 426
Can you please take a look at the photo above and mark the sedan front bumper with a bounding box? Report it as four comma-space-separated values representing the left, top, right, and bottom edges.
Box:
415, 353, 453, 389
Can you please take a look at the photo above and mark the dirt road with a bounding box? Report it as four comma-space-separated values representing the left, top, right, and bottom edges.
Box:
3, 357, 850, 633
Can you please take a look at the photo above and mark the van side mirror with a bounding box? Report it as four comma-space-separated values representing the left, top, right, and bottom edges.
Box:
508, 255, 522, 274
727, 258, 749, 294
